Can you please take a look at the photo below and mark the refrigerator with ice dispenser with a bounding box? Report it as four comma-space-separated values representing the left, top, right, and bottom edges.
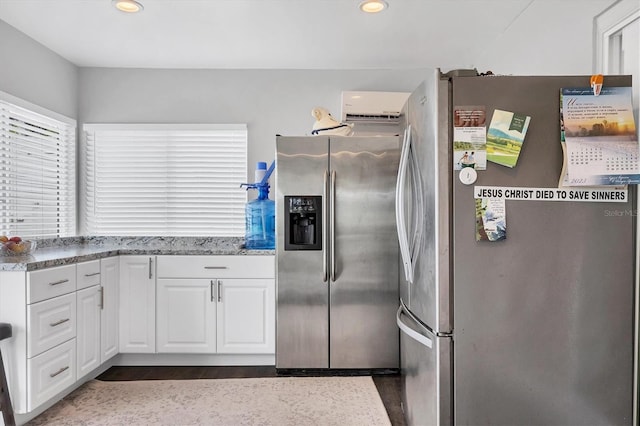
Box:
275, 135, 400, 370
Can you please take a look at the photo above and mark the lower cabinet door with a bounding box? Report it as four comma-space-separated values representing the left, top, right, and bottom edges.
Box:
156, 279, 216, 353
76, 286, 101, 379
100, 256, 119, 362
27, 338, 76, 411
119, 256, 156, 353
217, 279, 275, 354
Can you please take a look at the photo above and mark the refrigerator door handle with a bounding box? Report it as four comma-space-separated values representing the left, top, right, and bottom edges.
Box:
396, 305, 433, 349
330, 170, 336, 282
323, 169, 329, 282
408, 133, 425, 268
395, 126, 413, 283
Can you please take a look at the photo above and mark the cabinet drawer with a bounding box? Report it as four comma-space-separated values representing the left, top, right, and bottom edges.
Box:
27, 264, 77, 304
76, 260, 101, 290
157, 255, 274, 279
27, 338, 76, 411
27, 293, 76, 358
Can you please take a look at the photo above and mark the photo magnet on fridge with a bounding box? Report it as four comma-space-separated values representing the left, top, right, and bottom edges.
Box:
486, 109, 531, 168
475, 197, 506, 242
453, 106, 487, 171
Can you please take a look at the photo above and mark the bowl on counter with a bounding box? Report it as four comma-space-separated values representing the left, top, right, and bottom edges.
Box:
1, 239, 37, 255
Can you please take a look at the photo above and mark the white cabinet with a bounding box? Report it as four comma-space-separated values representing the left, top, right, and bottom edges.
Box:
216, 278, 275, 354
0, 264, 78, 414
27, 339, 76, 410
100, 256, 119, 362
156, 255, 275, 355
28, 292, 77, 358
76, 258, 119, 379
76, 285, 100, 379
27, 264, 76, 304
76, 260, 101, 290
119, 255, 156, 353
156, 279, 216, 353
76, 260, 101, 379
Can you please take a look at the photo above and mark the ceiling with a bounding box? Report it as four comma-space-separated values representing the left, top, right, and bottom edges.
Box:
0, 0, 615, 70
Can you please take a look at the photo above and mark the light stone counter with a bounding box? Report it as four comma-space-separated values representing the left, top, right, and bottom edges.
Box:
0, 236, 274, 271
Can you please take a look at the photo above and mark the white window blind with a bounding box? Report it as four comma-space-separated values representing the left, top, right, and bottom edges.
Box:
83, 124, 247, 237
0, 97, 76, 238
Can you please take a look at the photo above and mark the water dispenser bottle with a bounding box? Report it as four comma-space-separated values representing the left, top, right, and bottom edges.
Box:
241, 161, 276, 250
255, 161, 267, 183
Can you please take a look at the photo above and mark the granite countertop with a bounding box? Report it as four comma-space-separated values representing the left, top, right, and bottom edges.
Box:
0, 236, 275, 271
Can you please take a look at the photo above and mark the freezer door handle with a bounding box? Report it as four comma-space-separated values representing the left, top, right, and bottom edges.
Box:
323, 169, 329, 282
396, 305, 433, 349
395, 126, 413, 283
330, 170, 336, 282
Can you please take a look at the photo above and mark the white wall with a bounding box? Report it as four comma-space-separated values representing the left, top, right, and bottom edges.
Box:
77, 67, 431, 180
474, 1, 614, 75
0, 20, 78, 119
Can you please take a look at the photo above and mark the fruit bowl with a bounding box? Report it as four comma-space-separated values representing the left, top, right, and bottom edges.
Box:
1, 238, 37, 255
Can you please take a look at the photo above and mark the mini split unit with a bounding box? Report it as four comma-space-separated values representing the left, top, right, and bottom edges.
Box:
341, 91, 410, 124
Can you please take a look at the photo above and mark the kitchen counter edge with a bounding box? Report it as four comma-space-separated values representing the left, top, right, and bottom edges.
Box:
0, 246, 275, 272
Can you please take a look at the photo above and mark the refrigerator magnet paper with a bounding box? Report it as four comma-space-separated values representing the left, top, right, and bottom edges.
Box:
453, 106, 487, 171
561, 86, 639, 186
475, 198, 506, 242
486, 109, 531, 168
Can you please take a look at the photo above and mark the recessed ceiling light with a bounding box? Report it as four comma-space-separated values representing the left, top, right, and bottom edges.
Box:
112, 0, 144, 13
359, 0, 388, 13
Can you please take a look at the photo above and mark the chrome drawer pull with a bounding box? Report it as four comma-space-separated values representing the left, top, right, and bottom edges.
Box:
50, 318, 70, 327
204, 266, 228, 270
49, 366, 69, 378
49, 279, 69, 286
84, 272, 100, 277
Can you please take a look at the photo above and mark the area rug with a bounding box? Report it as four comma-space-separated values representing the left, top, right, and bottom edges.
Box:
27, 376, 391, 425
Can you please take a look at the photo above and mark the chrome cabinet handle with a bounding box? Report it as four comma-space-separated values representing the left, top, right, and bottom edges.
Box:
210, 280, 214, 302
330, 170, 336, 282
49, 279, 69, 286
49, 366, 69, 378
217, 279, 222, 302
204, 266, 228, 270
84, 272, 100, 277
322, 169, 329, 283
50, 318, 70, 327
99, 286, 104, 309
148, 257, 153, 279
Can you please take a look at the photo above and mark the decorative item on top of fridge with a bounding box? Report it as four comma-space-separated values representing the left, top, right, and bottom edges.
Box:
310, 107, 354, 136
240, 161, 275, 250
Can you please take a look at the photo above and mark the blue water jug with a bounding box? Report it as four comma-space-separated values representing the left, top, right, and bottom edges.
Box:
241, 161, 276, 250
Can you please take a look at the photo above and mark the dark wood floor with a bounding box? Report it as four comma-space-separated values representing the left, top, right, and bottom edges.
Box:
97, 366, 406, 425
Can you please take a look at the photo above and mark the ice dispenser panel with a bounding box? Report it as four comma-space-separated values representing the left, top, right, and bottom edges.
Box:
284, 196, 322, 251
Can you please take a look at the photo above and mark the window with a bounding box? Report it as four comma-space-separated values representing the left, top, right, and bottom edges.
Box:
594, 0, 639, 127
83, 124, 247, 237
0, 93, 76, 238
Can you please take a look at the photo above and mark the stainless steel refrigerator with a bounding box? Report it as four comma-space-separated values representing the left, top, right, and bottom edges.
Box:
396, 69, 636, 424
275, 135, 400, 370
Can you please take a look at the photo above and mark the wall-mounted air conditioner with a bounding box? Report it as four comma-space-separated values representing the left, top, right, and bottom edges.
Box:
341, 91, 410, 124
